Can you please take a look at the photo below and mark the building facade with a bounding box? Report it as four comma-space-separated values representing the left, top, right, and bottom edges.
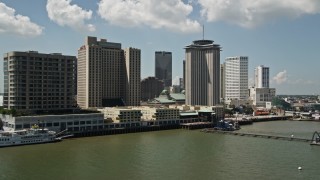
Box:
249, 87, 276, 107
78, 36, 141, 108
225, 56, 248, 100
3, 51, 76, 111
98, 107, 142, 124
1, 113, 104, 132
124, 48, 141, 106
77, 37, 124, 108
138, 106, 180, 123
220, 63, 225, 99
185, 40, 221, 106
141, 77, 164, 101
0, 94, 3, 107
255, 65, 270, 88
155, 51, 172, 87
183, 60, 186, 90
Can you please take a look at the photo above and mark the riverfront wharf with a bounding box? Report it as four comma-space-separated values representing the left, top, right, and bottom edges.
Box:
181, 122, 213, 130
68, 122, 214, 138
73, 124, 180, 137
227, 115, 292, 125
202, 129, 312, 143
62, 116, 293, 138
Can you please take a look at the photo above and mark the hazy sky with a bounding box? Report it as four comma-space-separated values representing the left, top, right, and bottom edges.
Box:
0, 0, 320, 95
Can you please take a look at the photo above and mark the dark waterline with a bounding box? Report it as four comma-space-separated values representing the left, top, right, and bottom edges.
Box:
0, 121, 319, 180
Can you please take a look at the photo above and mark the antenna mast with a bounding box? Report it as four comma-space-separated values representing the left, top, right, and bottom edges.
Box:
202, 24, 204, 40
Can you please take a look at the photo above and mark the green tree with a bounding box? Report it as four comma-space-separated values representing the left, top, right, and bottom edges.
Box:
1, 109, 8, 115
10, 109, 17, 117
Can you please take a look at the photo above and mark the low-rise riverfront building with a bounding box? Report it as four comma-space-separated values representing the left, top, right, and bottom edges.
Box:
1, 105, 225, 134
1, 113, 104, 132
97, 107, 142, 125
149, 90, 185, 105
138, 106, 180, 125
249, 87, 276, 107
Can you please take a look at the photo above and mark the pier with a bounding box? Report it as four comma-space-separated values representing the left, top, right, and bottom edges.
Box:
227, 115, 292, 125
181, 122, 213, 130
69, 122, 214, 138
72, 124, 181, 137
202, 128, 311, 143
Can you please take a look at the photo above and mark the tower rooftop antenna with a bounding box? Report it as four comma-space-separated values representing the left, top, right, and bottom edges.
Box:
202, 24, 204, 40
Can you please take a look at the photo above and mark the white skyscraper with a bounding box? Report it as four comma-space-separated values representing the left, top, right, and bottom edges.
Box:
185, 40, 221, 106
225, 56, 248, 100
250, 65, 274, 107
255, 65, 270, 88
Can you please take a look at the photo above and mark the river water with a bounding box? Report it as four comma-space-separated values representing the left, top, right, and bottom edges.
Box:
0, 121, 319, 180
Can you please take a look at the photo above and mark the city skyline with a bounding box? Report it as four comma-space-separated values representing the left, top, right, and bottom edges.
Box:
1, 0, 320, 95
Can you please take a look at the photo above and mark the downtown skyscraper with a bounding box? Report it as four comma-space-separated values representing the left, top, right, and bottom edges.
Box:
224, 56, 248, 100
155, 51, 172, 87
255, 65, 270, 88
77, 36, 140, 109
185, 40, 221, 106
124, 48, 141, 106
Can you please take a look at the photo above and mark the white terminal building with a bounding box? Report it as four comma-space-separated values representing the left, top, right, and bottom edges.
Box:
224, 56, 249, 101
249, 87, 276, 108
1, 113, 104, 132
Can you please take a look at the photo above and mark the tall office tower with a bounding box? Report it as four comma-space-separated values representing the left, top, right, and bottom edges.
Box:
124, 48, 141, 106
78, 36, 125, 109
179, 78, 184, 90
185, 40, 221, 106
3, 51, 76, 111
255, 65, 270, 88
225, 56, 249, 100
183, 60, 185, 90
220, 63, 225, 99
141, 77, 164, 101
155, 51, 172, 87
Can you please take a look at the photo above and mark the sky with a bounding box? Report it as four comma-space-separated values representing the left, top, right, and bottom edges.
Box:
0, 0, 320, 95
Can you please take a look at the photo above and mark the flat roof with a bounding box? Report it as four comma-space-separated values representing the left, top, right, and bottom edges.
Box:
180, 112, 198, 116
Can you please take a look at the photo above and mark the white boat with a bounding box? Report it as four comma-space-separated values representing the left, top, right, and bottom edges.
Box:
0, 125, 60, 147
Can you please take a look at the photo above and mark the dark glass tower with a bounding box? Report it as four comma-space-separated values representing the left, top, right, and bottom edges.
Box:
155, 51, 172, 87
